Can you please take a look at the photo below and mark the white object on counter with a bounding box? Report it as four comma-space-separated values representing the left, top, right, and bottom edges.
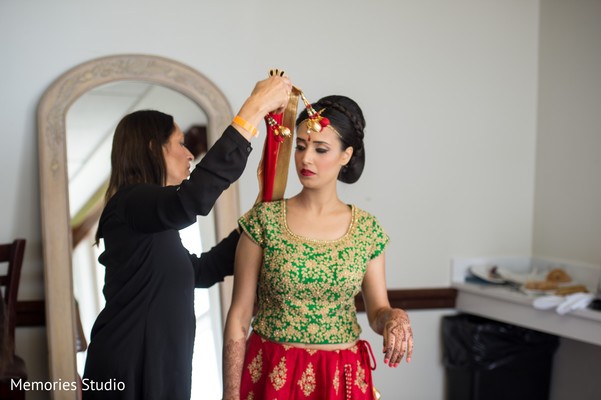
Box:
533, 293, 594, 314
555, 293, 595, 315
533, 295, 564, 310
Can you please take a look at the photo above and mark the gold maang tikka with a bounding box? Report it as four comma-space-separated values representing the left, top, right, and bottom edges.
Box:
298, 91, 331, 134
265, 69, 331, 140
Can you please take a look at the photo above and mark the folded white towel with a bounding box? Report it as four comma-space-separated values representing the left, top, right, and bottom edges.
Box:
532, 292, 594, 315
556, 292, 594, 315
533, 295, 564, 310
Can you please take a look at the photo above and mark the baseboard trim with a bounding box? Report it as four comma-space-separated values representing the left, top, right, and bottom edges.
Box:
18, 287, 457, 327
355, 287, 457, 312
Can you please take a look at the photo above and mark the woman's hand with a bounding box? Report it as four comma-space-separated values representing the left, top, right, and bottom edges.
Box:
238, 76, 292, 121
233, 75, 292, 140
361, 254, 413, 368
248, 74, 292, 115
382, 308, 413, 367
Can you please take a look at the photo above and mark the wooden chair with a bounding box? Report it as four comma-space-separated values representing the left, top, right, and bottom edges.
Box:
0, 239, 27, 400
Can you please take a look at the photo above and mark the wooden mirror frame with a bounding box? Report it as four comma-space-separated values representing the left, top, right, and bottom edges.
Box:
37, 54, 238, 400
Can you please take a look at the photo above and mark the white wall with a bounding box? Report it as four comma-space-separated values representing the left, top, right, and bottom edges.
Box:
535, 1, 601, 400
1, 1, 543, 399
534, 0, 601, 270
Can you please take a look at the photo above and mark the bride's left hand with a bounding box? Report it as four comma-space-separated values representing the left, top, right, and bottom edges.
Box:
382, 308, 413, 367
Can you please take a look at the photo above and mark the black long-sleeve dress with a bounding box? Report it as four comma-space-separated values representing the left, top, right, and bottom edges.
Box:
82, 126, 251, 400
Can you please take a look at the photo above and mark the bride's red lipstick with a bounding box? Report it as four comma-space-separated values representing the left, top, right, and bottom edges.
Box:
301, 169, 315, 177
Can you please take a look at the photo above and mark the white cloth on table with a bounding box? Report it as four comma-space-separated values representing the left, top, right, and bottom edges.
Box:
533, 292, 594, 315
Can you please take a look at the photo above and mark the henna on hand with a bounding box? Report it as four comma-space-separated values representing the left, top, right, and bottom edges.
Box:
222, 337, 247, 400
379, 308, 413, 367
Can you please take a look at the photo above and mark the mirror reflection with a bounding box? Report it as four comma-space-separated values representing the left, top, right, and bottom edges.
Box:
66, 81, 223, 399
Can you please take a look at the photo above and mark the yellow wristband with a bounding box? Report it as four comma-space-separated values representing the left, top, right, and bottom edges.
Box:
233, 115, 258, 137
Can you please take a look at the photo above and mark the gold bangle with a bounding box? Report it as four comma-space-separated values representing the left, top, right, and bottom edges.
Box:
232, 115, 258, 137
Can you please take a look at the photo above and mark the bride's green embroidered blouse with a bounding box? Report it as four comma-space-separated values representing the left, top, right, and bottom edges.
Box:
238, 199, 389, 344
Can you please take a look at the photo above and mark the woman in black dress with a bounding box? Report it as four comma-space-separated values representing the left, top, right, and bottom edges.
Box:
82, 75, 292, 400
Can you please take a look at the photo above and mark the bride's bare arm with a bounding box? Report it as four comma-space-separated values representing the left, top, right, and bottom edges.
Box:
362, 253, 414, 367
222, 233, 262, 400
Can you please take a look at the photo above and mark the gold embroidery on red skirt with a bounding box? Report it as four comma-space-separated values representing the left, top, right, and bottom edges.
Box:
354, 360, 368, 394
248, 349, 263, 384
333, 363, 340, 396
269, 356, 287, 390
297, 362, 317, 396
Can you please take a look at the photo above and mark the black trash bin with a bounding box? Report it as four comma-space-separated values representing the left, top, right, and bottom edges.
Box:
442, 314, 559, 400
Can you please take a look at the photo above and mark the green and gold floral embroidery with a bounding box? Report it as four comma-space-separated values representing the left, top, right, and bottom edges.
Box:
239, 200, 389, 344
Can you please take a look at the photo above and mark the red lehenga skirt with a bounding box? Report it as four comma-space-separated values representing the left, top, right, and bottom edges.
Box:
240, 332, 379, 400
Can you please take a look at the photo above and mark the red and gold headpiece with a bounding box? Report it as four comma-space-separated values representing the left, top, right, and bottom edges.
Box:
263, 71, 331, 141
299, 92, 331, 134
256, 69, 328, 203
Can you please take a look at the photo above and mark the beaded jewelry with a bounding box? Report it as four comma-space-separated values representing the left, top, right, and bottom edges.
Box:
265, 114, 291, 142
299, 91, 331, 134
265, 69, 331, 139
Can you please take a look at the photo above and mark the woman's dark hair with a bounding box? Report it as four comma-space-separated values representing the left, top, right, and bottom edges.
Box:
296, 95, 366, 183
95, 110, 174, 243
105, 110, 175, 198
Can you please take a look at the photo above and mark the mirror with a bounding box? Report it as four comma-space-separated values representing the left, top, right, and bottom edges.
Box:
37, 54, 239, 400
67, 81, 226, 398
